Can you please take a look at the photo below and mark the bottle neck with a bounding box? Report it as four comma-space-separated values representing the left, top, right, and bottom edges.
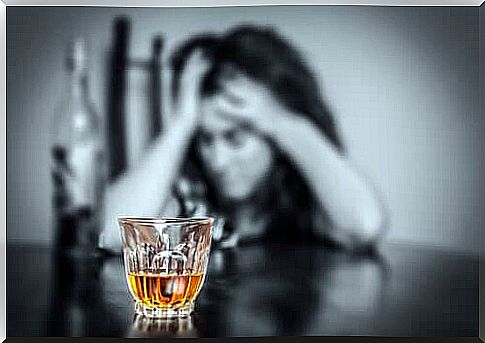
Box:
69, 69, 89, 100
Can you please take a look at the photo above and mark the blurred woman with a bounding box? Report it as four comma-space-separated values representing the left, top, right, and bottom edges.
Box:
101, 26, 388, 254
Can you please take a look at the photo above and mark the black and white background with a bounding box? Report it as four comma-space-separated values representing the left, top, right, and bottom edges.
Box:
4, 3, 484, 339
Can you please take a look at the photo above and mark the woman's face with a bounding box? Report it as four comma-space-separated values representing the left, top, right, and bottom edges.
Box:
197, 94, 274, 203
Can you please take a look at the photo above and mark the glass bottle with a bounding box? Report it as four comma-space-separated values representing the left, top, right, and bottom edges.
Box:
51, 38, 105, 254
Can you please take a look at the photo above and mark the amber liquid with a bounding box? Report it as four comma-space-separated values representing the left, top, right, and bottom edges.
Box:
128, 272, 205, 308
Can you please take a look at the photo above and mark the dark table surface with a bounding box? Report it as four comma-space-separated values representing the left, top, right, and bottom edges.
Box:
7, 241, 479, 337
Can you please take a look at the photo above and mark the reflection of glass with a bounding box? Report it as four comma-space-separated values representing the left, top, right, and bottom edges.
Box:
127, 314, 199, 338
118, 217, 213, 318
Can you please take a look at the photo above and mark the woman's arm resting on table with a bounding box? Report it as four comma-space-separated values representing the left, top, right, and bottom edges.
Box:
270, 116, 389, 251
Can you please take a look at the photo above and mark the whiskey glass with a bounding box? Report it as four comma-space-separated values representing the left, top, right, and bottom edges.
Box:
118, 216, 213, 318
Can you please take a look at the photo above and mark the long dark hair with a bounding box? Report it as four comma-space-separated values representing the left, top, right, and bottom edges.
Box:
171, 26, 345, 243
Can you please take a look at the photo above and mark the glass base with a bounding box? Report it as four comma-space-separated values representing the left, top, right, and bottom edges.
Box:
134, 301, 195, 319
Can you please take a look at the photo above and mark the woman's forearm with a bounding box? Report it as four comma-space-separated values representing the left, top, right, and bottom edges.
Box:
100, 118, 196, 251
270, 116, 388, 248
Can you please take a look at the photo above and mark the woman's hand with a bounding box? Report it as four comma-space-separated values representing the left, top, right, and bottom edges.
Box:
212, 74, 295, 137
172, 50, 211, 130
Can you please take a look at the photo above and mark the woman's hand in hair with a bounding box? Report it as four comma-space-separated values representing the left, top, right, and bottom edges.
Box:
213, 74, 293, 137
173, 49, 211, 130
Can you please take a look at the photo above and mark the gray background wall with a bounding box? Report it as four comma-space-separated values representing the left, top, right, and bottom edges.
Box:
7, 6, 482, 254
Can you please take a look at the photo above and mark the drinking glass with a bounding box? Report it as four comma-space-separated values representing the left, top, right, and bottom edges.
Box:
118, 216, 213, 318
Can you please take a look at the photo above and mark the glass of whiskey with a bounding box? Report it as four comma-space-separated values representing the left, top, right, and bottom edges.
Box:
118, 216, 213, 318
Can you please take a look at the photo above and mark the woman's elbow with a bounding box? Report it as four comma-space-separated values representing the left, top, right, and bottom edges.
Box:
328, 206, 389, 252
351, 203, 389, 248
357, 210, 388, 244
99, 197, 123, 254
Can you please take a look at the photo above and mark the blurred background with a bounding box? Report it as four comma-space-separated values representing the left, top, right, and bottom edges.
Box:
6, 5, 482, 255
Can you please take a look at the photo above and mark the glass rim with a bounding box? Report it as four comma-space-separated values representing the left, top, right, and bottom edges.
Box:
117, 216, 214, 226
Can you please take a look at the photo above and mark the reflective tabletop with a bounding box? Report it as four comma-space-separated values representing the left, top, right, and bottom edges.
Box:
7, 241, 478, 337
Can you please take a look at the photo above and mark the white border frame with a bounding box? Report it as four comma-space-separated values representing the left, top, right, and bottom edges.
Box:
1, 0, 484, 7
1, 1, 6, 341
1, 1, 483, 341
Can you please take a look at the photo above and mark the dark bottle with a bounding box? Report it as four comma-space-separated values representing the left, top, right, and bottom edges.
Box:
50, 38, 106, 255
